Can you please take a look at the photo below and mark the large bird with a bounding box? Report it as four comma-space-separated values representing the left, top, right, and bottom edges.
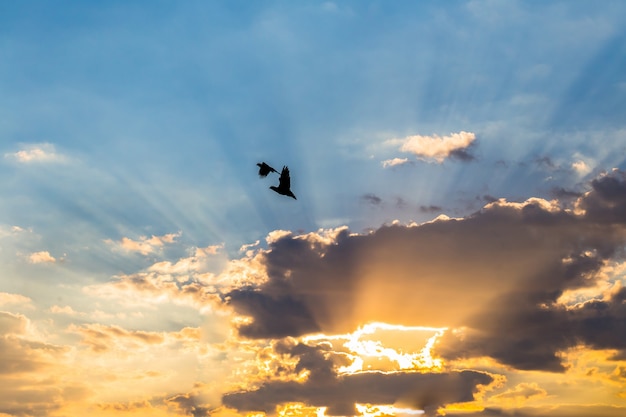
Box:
270, 166, 297, 200
256, 162, 278, 178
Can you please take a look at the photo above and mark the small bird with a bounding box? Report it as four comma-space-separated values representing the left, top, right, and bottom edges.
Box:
256, 162, 278, 178
270, 166, 297, 200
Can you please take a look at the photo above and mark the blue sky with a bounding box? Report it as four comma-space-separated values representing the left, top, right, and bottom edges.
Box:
1, 1, 626, 416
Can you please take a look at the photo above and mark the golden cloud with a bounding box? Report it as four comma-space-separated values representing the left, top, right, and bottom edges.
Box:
28, 250, 56, 264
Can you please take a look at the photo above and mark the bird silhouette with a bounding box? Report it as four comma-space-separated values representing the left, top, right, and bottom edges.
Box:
270, 166, 297, 200
256, 162, 278, 178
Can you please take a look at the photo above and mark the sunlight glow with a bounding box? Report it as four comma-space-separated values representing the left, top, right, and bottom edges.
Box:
276, 403, 323, 417
355, 404, 424, 416
303, 322, 447, 374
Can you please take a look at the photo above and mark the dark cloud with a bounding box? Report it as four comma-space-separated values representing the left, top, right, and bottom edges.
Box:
437, 286, 626, 372
534, 156, 557, 170
577, 169, 626, 223
361, 193, 383, 206
480, 194, 499, 204
165, 392, 211, 417
224, 370, 492, 416
419, 205, 443, 213
449, 147, 477, 162
226, 289, 320, 339
223, 170, 626, 372
223, 341, 493, 416
551, 186, 583, 200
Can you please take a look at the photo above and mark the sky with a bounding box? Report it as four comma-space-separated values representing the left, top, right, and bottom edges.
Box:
1, 0, 626, 416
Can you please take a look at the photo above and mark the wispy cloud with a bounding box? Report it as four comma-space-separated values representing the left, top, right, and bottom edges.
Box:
381, 157, 409, 168
5, 143, 67, 163
0, 292, 32, 306
490, 382, 548, 407
105, 232, 182, 255
385, 132, 477, 164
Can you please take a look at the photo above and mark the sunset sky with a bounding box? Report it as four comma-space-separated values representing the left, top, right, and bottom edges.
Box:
2, 1, 626, 416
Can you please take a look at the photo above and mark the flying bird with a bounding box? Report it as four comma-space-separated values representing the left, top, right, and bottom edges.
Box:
256, 162, 278, 178
270, 166, 297, 200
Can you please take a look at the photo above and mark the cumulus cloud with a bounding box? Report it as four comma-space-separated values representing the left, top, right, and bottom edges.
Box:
222, 341, 494, 416
5, 143, 67, 163
28, 251, 56, 264
219, 170, 626, 375
385, 132, 477, 163
85, 242, 235, 312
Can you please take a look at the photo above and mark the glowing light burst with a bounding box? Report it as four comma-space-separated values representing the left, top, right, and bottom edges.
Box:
303, 322, 447, 374
356, 404, 425, 416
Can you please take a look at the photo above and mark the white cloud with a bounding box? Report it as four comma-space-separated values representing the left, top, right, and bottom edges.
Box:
381, 157, 409, 168
28, 251, 56, 264
0, 225, 29, 239
6, 143, 67, 163
386, 131, 476, 163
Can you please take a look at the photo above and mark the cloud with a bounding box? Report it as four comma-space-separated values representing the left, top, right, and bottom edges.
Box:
105, 232, 182, 255
441, 405, 626, 417
361, 193, 383, 206
419, 205, 443, 213
572, 160, 592, 175
84, 242, 236, 312
5, 143, 67, 163
381, 157, 409, 168
490, 383, 547, 407
575, 169, 626, 222
68, 323, 202, 355
49, 305, 80, 315
224, 370, 493, 416
28, 251, 56, 264
222, 341, 494, 416
386, 132, 476, 163
68, 323, 166, 352
0, 311, 73, 416
220, 170, 626, 374
165, 391, 212, 417
0, 292, 32, 306
0, 225, 29, 239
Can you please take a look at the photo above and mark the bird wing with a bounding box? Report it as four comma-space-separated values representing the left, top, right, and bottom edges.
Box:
257, 162, 278, 177
279, 166, 291, 189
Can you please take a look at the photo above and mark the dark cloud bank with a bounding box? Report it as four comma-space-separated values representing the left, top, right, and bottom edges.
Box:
222, 170, 626, 414
223, 341, 492, 416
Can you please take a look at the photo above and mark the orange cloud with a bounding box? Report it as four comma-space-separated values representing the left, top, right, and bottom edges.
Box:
28, 250, 56, 263
106, 232, 182, 255
490, 382, 548, 407
0, 292, 32, 306
386, 131, 476, 163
